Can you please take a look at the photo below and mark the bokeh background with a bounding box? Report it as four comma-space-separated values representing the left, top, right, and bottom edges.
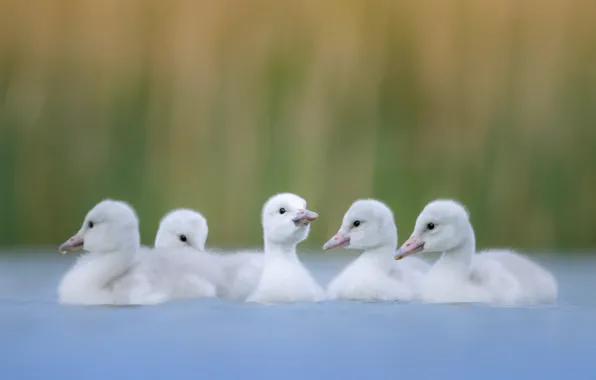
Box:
0, 0, 594, 251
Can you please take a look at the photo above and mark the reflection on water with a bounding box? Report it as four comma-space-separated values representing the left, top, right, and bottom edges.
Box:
1, 250, 595, 380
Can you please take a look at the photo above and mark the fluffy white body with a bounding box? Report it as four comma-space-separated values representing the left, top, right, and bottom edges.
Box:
323, 199, 429, 301
217, 251, 264, 301
124, 246, 221, 305
395, 199, 558, 305
154, 209, 264, 301
246, 193, 325, 304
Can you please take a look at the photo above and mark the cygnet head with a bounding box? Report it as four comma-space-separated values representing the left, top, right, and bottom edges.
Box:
322, 199, 397, 251
154, 209, 208, 251
59, 199, 141, 254
261, 193, 318, 246
395, 199, 472, 260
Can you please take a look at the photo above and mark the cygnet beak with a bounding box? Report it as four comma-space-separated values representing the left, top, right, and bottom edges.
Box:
59, 234, 84, 254
293, 209, 318, 226
394, 236, 425, 260
322, 233, 350, 251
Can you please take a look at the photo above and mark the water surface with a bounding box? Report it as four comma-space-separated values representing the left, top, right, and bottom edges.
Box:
1, 251, 594, 380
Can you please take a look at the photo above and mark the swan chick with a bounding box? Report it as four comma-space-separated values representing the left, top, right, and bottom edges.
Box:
394, 199, 557, 305
247, 193, 325, 304
323, 199, 428, 301
58, 199, 141, 305
153, 208, 263, 300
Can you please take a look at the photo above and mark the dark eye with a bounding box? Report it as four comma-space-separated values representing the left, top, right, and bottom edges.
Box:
279, 208, 286, 214
88, 221, 94, 229
427, 223, 435, 230
353, 220, 361, 227
179, 235, 187, 242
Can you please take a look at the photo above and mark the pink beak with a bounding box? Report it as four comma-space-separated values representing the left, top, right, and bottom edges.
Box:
59, 234, 84, 254
293, 209, 319, 226
394, 236, 425, 260
322, 233, 350, 251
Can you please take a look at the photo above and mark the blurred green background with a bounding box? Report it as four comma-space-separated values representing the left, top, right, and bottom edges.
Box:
0, 0, 594, 251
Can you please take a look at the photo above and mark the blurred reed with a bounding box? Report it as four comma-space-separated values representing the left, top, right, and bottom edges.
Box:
0, 0, 595, 250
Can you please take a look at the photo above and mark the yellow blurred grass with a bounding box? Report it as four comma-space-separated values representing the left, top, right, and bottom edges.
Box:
0, 0, 595, 249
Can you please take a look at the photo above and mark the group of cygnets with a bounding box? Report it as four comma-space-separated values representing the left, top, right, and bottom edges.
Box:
57, 193, 558, 306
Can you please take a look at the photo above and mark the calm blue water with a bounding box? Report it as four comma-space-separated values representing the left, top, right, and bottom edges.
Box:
1, 250, 595, 380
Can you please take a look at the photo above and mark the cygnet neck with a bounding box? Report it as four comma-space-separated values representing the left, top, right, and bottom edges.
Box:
360, 244, 396, 266
356, 244, 395, 270
436, 224, 475, 274
81, 245, 136, 293
94, 230, 139, 261
264, 238, 298, 261
110, 238, 140, 256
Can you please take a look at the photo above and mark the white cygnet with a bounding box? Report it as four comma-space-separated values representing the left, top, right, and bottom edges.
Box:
246, 193, 325, 304
395, 199, 558, 305
323, 199, 429, 301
